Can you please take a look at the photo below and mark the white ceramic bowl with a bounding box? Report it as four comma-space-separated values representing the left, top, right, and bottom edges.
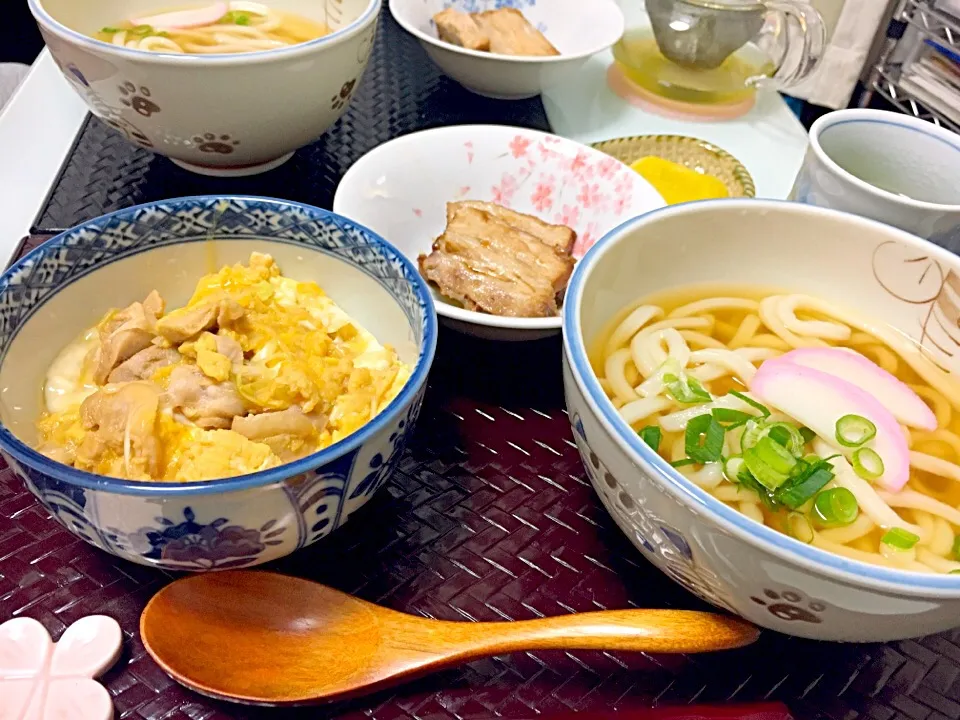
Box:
388, 0, 624, 100
334, 124, 665, 340
563, 199, 960, 642
0, 196, 437, 571
31, 0, 380, 176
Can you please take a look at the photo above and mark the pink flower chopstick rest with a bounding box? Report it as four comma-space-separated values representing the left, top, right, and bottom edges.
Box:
0, 615, 122, 720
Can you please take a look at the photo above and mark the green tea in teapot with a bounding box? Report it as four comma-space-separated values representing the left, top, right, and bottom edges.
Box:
612, 29, 775, 106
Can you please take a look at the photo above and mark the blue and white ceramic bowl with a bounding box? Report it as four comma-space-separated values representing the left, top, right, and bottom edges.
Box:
0, 196, 437, 571
389, 0, 624, 99
563, 199, 960, 642
790, 109, 960, 253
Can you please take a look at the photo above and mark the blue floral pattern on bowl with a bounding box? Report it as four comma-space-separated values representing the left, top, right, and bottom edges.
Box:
439, 0, 547, 31
0, 196, 437, 571
570, 412, 737, 613
117, 507, 284, 571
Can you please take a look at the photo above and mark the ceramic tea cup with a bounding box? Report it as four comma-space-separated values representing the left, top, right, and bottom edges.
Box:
790, 109, 960, 253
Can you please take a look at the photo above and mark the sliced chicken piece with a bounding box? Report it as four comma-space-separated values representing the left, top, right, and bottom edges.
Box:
165, 365, 247, 429
108, 346, 182, 383
77, 381, 162, 478
156, 298, 245, 345
141, 290, 165, 318
215, 334, 245, 365
231, 407, 324, 441
474, 8, 559, 56
434, 8, 490, 51
93, 291, 166, 384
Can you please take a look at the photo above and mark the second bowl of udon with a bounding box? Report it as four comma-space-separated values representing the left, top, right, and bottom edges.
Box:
30, 0, 380, 176
563, 199, 960, 642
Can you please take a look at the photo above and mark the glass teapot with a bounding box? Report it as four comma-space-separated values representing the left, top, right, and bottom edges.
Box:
613, 0, 826, 109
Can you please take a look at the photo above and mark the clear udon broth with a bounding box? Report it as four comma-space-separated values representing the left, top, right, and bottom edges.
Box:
95, 3, 330, 54
590, 284, 960, 574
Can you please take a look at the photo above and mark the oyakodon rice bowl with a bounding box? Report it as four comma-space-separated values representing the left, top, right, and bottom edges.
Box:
562, 199, 960, 642
30, 0, 380, 176
0, 196, 436, 571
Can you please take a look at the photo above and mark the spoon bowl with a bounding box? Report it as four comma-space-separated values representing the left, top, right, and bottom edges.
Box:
141, 571, 760, 705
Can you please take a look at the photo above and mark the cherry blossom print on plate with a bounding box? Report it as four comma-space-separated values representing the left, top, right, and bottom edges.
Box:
472, 132, 651, 257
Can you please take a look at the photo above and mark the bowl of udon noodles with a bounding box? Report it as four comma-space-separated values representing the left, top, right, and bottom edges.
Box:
0, 196, 437, 571
563, 199, 960, 641
29, 0, 380, 176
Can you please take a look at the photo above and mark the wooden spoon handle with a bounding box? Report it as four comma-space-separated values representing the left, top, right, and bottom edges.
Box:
432, 610, 758, 656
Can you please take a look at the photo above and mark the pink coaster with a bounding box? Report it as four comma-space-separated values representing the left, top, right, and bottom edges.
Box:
0, 615, 122, 720
606, 63, 756, 122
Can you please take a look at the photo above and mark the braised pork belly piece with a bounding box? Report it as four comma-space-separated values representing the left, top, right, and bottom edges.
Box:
432, 8, 559, 57
418, 201, 576, 318
433, 8, 490, 51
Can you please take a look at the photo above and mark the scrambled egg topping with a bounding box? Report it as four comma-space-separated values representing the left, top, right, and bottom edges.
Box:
36, 253, 412, 482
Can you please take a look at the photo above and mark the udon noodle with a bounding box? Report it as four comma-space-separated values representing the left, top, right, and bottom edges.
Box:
591, 286, 960, 574
96, 2, 330, 54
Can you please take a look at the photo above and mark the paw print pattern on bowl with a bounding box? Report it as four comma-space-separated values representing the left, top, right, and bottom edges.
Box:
0, 615, 122, 720
570, 413, 736, 612
331, 79, 357, 110
118, 81, 161, 117
751, 588, 826, 624
193, 133, 241, 154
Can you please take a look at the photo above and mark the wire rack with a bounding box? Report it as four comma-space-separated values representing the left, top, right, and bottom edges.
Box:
862, 0, 960, 132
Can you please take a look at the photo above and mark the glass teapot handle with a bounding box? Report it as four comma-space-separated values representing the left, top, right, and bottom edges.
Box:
758, 0, 826, 89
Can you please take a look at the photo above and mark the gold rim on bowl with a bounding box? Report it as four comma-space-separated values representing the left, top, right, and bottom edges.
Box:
591, 135, 756, 199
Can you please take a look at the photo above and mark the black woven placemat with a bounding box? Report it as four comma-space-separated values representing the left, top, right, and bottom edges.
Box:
31, 7, 550, 234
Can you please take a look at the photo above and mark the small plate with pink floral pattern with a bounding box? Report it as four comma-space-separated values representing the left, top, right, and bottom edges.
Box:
334, 125, 665, 340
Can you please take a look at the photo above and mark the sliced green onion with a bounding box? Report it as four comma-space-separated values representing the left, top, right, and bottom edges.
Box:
100, 26, 122, 33
741, 420, 762, 450
813, 487, 859, 527
740, 420, 804, 457
639, 425, 662, 452
671, 458, 697, 468
664, 371, 712, 404
851, 447, 884, 480
130, 24, 155, 36
222, 10, 252, 25
775, 461, 835, 510
685, 414, 725, 464
767, 424, 791, 447
787, 512, 814, 543
742, 445, 789, 490
881, 527, 920, 550
951, 569, 960, 575
799, 427, 816, 444
754, 436, 797, 475
953, 535, 960, 561
728, 390, 770, 417
766, 422, 806, 456
712, 407, 753, 428
835, 414, 877, 447
736, 468, 778, 509
724, 455, 745, 482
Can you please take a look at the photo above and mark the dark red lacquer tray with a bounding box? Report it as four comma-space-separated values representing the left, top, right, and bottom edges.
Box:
4, 237, 960, 720
8, 7, 960, 720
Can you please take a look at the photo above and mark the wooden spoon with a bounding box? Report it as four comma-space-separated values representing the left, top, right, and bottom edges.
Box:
140, 570, 759, 705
